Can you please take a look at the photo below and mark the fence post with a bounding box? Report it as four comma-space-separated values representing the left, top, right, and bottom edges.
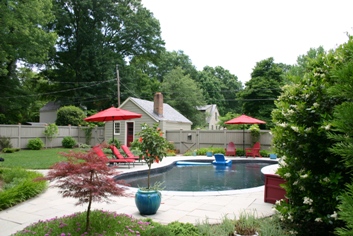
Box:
224, 128, 227, 148
196, 128, 200, 150
18, 123, 21, 149
179, 129, 182, 153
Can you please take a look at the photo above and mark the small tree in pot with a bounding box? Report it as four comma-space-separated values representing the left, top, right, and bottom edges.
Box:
132, 123, 169, 215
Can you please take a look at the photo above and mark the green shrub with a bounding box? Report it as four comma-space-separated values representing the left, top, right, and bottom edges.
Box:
260, 149, 270, 157
2, 148, 20, 153
272, 44, 351, 235
196, 216, 235, 235
62, 136, 77, 148
56, 105, 85, 126
108, 138, 121, 148
27, 138, 44, 150
43, 123, 58, 148
212, 147, 225, 154
143, 224, 173, 236
237, 149, 244, 156
183, 151, 193, 156
168, 221, 200, 235
249, 124, 260, 144
234, 211, 259, 235
196, 148, 209, 155
0, 168, 47, 210
0, 136, 12, 151
167, 141, 175, 151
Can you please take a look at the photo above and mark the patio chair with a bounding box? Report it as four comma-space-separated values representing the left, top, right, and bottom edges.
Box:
121, 145, 143, 163
245, 142, 262, 158
212, 153, 232, 165
109, 145, 136, 166
225, 142, 236, 156
92, 145, 134, 168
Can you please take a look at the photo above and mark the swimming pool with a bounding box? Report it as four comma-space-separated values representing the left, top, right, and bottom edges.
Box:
115, 160, 274, 191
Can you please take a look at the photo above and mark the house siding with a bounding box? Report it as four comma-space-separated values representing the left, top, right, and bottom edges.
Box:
105, 101, 157, 145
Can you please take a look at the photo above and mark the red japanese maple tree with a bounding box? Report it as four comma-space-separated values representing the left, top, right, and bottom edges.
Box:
37, 143, 128, 231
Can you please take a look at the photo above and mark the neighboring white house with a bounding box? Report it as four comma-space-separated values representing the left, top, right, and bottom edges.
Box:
105, 92, 193, 146
39, 101, 61, 124
197, 104, 220, 130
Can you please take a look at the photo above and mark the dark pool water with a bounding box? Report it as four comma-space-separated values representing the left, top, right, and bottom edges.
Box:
123, 162, 270, 191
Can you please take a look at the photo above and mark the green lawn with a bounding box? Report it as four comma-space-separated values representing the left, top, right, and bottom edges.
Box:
0, 148, 82, 169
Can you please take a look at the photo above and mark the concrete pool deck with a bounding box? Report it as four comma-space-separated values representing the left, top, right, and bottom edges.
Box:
0, 155, 278, 235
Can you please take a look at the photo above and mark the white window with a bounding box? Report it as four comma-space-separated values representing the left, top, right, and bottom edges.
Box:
114, 122, 121, 135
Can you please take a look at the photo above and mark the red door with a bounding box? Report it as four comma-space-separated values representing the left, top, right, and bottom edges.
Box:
126, 122, 134, 146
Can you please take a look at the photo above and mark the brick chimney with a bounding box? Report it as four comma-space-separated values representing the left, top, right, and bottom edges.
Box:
153, 92, 163, 117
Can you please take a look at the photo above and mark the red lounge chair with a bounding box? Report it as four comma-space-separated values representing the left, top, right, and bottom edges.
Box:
92, 145, 134, 168
225, 142, 236, 156
121, 145, 142, 163
245, 142, 262, 158
109, 145, 136, 166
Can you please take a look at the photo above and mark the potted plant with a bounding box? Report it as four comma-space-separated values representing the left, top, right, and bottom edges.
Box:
133, 123, 169, 215
206, 146, 213, 157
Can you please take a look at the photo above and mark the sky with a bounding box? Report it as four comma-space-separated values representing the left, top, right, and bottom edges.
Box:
141, 0, 353, 84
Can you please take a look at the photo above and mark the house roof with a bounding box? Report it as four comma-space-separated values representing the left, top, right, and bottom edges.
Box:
122, 97, 192, 124
40, 101, 61, 112
197, 104, 218, 123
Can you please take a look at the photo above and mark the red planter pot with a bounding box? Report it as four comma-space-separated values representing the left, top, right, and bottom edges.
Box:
264, 174, 287, 204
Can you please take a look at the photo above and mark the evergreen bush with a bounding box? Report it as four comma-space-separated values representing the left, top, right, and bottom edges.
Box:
27, 138, 44, 150
62, 136, 77, 148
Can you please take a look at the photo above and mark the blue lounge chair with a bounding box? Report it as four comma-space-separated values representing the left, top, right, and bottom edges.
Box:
212, 153, 232, 165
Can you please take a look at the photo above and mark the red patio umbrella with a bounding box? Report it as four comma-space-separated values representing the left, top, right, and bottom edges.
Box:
225, 114, 266, 152
84, 107, 142, 142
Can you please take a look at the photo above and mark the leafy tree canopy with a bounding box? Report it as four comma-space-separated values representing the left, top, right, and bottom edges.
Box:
196, 66, 242, 115
41, 0, 165, 110
161, 67, 206, 128
0, 0, 56, 124
238, 57, 286, 128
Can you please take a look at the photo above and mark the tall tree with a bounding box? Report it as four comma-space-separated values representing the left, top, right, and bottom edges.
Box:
43, 0, 165, 109
0, 0, 56, 123
161, 67, 206, 128
238, 58, 285, 128
196, 66, 242, 115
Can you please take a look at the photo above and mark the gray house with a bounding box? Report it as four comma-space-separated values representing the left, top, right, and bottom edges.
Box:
197, 104, 220, 130
105, 92, 192, 146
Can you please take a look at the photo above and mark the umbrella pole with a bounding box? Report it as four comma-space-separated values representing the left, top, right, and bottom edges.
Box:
112, 121, 114, 143
243, 125, 245, 156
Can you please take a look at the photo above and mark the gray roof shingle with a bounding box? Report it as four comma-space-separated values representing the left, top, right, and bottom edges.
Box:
130, 97, 192, 124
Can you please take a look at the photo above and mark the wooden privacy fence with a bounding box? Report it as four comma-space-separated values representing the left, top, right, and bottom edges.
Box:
165, 129, 272, 154
0, 124, 272, 153
0, 124, 104, 149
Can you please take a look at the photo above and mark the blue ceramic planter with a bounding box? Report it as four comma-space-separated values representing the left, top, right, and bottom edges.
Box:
206, 152, 213, 157
135, 189, 161, 215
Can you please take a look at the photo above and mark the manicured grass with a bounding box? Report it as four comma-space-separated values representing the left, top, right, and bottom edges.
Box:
0, 148, 85, 169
